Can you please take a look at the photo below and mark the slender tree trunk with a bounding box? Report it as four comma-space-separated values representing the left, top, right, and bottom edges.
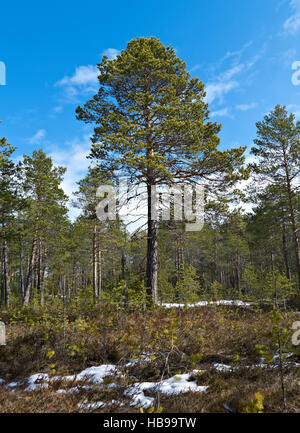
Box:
281, 221, 291, 280
18, 242, 24, 298
1, 234, 9, 308
283, 148, 300, 290
72, 254, 77, 296
97, 247, 102, 299
287, 198, 300, 289
236, 252, 241, 296
146, 182, 158, 304
175, 230, 184, 281
92, 220, 98, 303
213, 234, 218, 282
40, 247, 47, 306
145, 97, 158, 304
24, 231, 38, 305
37, 239, 42, 294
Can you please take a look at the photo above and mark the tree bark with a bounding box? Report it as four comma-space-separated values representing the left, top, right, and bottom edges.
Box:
282, 147, 300, 290
281, 221, 291, 280
24, 231, 38, 305
92, 220, 98, 303
97, 246, 102, 299
18, 242, 24, 298
1, 234, 9, 307
146, 183, 158, 304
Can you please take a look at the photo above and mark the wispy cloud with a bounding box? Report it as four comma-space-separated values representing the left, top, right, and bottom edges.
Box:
236, 102, 257, 111
102, 48, 120, 60
52, 106, 63, 113
220, 41, 253, 63
26, 129, 46, 144
210, 107, 230, 118
287, 103, 300, 119
205, 79, 239, 104
55, 65, 99, 101
49, 106, 63, 118
204, 48, 262, 105
57, 65, 98, 87
54, 48, 120, 102
283, 0, 300, 35
48, 134, 92, 219
281, 48, 298, 66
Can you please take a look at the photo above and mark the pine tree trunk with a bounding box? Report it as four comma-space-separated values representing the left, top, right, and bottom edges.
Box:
18, 242, 24, 298
282, 221, 291, 280
24, 231, 38, 305
97, 247, 102, 299
283, 150, 300, 290
289, 204, 300, 290
213, 235, 218, 281
236, 252, 241, 296
92, 221, 98, 303
39, 246, 47, 306
37, 239, 42, 294
72, 255, 77, 295
146, 183, 158, 304
1, 235, 9, 307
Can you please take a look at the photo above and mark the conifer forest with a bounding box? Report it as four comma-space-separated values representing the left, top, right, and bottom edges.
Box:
0, 1, 300, 419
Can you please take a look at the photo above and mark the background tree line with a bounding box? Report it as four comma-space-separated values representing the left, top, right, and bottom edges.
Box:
0, 38, 299, 309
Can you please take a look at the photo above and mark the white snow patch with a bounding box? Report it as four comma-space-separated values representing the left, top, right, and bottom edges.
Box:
213, 363, 234, 372
25, 373, 49, 391
162, 300, 250, 309
125, 372, 208, 408
8, 373, 49, 391
78, 400, 105, 411
56, 365, 119, 384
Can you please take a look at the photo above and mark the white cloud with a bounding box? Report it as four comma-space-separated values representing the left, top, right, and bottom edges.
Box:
26, 129, 46, 144
282, 48, 297, 66
205, 80, 239, 104
287, 103, 300, 119
210, 107, 230, 118
55, 65, 99, 101
102, 48, 120, 60
283, 0, 300, 35
218, 64, 244, 81
52, 106, 63, 113
236, 102, 257, 111
56, 65, 98, 87
284, 13, 300, 34
48, 134, 92, 220
221, 41, 253, 63
204, 51, 261, 105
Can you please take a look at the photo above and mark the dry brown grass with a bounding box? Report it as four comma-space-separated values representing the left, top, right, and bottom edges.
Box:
0, 303, 299, 413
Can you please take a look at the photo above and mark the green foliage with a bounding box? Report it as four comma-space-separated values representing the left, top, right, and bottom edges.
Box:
242, 392, 264, 413
175, 265, 200, 303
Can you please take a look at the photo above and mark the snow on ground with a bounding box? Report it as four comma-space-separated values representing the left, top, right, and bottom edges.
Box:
124, 371, 208, 409
7, 373, 50, 391
62, 365, 119, 384
4, 349, 299, 410
5, 363, 208, 410
25, 373, 50, 391
78, 400, 105, 410
213, 363, 234, 372
211, 354, 300, 373
162, 300, 251, 309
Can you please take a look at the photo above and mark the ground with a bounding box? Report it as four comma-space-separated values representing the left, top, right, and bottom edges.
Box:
0, 301, 299, 413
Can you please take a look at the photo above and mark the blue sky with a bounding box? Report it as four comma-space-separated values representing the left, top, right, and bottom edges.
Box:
0, 0, 300, 213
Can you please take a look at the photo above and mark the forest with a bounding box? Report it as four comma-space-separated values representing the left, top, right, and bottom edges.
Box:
0, 37, 299, 414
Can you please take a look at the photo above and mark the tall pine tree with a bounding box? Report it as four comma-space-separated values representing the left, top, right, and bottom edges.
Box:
76, 37, 248, 303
